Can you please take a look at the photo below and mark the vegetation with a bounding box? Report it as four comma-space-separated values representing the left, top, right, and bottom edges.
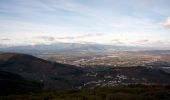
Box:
1, 85, 170, 100
0, 71, 43, 96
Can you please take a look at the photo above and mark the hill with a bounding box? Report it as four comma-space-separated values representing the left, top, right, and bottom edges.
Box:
0, 53, 86, 89
0, 70, 42, 96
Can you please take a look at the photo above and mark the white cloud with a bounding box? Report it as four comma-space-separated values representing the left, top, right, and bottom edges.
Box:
163, 17, 170, 28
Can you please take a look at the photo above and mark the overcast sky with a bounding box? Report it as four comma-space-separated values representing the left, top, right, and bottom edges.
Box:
0, 0, 170, 48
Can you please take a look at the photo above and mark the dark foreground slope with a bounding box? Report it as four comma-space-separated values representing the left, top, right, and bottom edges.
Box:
0, 70, 42, 96
0, 53, 86, 90
1, 85, 170, 100
0, 53, 82, 75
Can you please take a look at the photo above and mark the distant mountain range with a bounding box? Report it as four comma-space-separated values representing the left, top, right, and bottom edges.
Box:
0, 43, 151, 54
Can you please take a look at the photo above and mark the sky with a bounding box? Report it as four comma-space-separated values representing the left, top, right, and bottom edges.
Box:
0, 0, 170, 48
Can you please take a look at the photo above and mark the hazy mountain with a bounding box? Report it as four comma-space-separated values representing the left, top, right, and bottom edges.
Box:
0, 43, 143, 54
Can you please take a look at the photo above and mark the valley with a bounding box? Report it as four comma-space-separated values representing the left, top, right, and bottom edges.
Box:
0, 51, 170, 91
37, 50, 170, 68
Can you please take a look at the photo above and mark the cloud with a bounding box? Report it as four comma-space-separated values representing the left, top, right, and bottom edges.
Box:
95, 33, 105, 36
163, 17, 170, 28
135, 39, 149, 45
56, 36, 75, 40
0, 38, 10, 41
36, 33, 106, 42
37, 36, 55, 41
110, 39, 124, 45
75, 33, 105, 39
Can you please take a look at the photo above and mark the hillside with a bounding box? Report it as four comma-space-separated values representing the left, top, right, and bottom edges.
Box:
0, 70, 42, 96
0, 53, 82, 74
0, 53, 86, 89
